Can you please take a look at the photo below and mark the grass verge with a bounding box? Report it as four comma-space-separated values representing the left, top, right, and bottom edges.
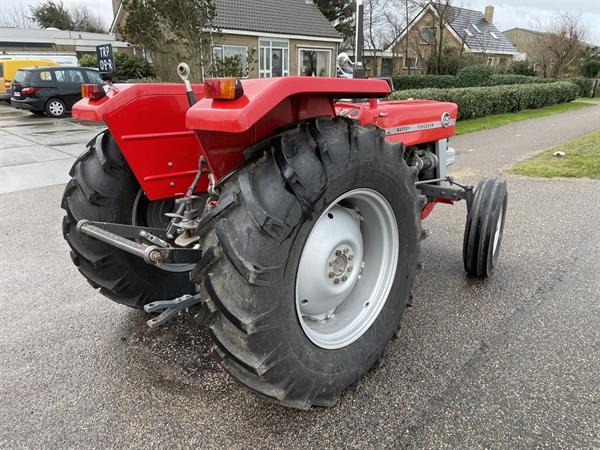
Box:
512, 130, 600, 179
455, 101, 593, 135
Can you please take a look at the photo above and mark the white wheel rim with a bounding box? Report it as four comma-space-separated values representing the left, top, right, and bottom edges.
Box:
493, 206, 503, 255
49, 101, 63, 116
295, 188, 399, 349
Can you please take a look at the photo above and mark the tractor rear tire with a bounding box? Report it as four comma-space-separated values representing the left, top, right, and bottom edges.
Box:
194, 117, 423, 409
61, 131, 195, 309
463, 176, 508, 277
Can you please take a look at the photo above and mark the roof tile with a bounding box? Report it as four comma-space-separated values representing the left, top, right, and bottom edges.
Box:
437, 4, 518, 53
213, 0, 341, 40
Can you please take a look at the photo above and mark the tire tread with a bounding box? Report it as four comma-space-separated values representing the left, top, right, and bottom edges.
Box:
196, 118, 422, 408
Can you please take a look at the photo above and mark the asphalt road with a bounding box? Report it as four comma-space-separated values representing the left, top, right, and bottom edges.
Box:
1, 104, 599, 448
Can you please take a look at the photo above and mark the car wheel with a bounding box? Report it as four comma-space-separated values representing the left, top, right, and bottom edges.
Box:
45, 98, 66, 118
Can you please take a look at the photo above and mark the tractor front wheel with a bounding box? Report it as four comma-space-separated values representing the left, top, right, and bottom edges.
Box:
463, 176, 508, 277
61, 131, 195, 308
195, 117, 423, 408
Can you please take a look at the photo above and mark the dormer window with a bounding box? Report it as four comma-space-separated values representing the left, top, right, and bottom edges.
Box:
464, 28, 473, 37
472, 24, 482, 33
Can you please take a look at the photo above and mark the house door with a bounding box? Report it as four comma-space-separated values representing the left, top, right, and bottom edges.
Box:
271, 49, 283, 77
259, 40, 289, 78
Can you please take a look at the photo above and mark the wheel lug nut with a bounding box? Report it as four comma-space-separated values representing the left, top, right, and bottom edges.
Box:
336, 250, 341, 256
334, 278, 340, 284
343, 248, 348, 254
328, 272, 335, 278
347, 266, 353, 272
348, 255, 353, 261
341, 275, 347, 282
329, 260, 334, 266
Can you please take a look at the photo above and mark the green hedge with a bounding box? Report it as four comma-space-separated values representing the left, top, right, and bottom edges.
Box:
78, 52, 155, 81
392, 74, 457, 90
389, 82, 579, 120
563, 77, 594, 97
391, 73, 581, 91
456, 64, 493, 87
488, 75, 555, 86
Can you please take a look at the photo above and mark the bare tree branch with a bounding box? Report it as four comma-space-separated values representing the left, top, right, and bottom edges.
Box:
0, 4, 37, 28
70, 4, 107, 33
527, 12, 586, 78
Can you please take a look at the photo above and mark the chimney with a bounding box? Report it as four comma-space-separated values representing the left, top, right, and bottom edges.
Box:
484, 5, 494, 24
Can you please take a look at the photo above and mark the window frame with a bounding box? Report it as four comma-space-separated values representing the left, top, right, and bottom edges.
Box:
403, 56, 420, 69
83, 69, 103, 84
213, 44, 249, 72
381, 58, 394, 77
297, 46, 333, 77
53, 68, 84, 83
67, 68, 84, 83
259, 39, 289, 78
33, 70, 53, 82
420, 26, 436, 45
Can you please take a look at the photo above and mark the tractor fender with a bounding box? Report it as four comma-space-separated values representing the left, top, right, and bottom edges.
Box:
72, 83, 208, 201
185, 77, 391, 133
72, 83, 205, 122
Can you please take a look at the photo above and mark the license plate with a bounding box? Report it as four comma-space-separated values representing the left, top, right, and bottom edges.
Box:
13, 92, 20, 97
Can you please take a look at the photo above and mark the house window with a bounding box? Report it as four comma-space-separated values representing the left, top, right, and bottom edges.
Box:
420, 26, 436, 44
381, 58, 394, 76
487, 56, 495, 66
259, 40, 289, 78
298, 48, 332, 77
213, 45, 248, 74
404, 56, 419, 69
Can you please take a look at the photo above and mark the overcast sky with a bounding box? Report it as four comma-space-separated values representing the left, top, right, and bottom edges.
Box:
462, 0, 600, 44
4, 0, 600, 44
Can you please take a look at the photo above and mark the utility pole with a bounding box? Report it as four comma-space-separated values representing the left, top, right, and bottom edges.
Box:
353, 0, 365, 78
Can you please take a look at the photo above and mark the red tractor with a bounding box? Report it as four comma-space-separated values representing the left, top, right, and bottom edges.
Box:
62, 66, 507, 409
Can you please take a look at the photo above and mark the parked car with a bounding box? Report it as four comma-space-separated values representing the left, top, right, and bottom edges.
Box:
0, 59, 59, 101
10, 66, 103, 118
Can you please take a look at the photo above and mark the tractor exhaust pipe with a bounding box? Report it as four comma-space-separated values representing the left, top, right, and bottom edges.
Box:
177, 62, 196, 106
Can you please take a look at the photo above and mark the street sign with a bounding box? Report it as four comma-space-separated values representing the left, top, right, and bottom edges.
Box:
95, 44, 114, 74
